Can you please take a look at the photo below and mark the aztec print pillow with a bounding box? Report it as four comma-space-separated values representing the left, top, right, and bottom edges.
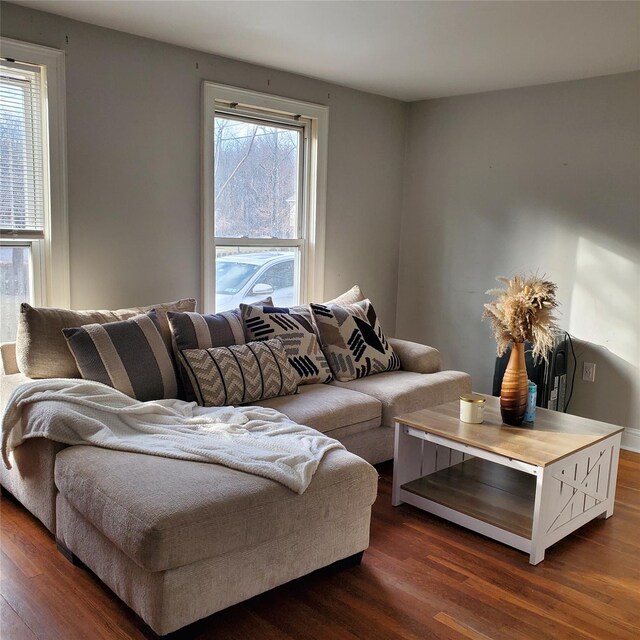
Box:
240, 304, 333, 385
310, 299, 400, 382
168, 309, 247, 401
180, 339, 298, 406
62, 311, 179, 401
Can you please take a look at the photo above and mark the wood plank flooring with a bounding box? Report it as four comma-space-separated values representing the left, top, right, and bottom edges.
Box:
1, 450, 639, 639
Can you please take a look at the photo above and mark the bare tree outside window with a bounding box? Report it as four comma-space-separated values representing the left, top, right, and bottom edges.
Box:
213, 117, 300, 240
212, 115, 303, 311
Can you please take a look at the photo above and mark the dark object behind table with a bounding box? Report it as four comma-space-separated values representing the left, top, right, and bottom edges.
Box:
492, 333, 568, 412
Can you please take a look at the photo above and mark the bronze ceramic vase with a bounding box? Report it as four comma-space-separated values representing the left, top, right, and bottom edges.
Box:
500, 341, 529, 426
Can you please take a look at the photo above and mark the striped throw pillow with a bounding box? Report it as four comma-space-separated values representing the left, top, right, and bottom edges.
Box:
168, 309, 246, 351
63, 312, 179, 401
16, 298, 196, 379
180, 339, 299, 407
167, 309, 247, 401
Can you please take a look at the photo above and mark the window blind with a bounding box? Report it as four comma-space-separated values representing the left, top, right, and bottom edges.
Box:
0, 59, 46, 238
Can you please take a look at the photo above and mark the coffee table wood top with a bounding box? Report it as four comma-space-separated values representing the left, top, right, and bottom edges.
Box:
396, 394, 623, 467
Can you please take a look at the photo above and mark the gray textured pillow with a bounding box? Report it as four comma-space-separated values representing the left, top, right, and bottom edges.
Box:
16, 298, 196, 379
181, 339, 299, 406
63, 312, 179, 401
310, 299, 400, 382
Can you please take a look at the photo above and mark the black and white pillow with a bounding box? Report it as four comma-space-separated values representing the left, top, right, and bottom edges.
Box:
181, 339, 299, 406
310, 299, 400, 382
62, 311, 179, 401
240, 304, 332, 385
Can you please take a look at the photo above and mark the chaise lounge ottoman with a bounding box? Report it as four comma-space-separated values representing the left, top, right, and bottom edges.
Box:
53, 444, 379, 636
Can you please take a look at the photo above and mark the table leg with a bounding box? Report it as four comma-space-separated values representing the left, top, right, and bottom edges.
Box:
602, 440, 621, 518
529, 466, 551, 565
392, 423, 423, 507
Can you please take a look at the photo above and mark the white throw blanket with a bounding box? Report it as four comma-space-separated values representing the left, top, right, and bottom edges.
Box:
1, 379, 344, 494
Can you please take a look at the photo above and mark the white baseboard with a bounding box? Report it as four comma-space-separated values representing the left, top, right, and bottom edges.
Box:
622, 428, 640, 453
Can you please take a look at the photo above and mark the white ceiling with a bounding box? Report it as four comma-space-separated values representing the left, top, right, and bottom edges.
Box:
11, 0, 640, 101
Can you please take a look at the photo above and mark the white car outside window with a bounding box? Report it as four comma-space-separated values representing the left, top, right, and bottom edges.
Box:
215, 252, 295, 312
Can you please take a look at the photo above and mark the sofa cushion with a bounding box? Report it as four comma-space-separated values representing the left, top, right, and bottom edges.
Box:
241, 304, 332, 385
311, 300, 400, 382
16, 298, 196, 379
255, 384, 381, 437
181, 339, 299, 406
54, 446, 378, 572
332, 370, 472, 427
63, 312, 178, 401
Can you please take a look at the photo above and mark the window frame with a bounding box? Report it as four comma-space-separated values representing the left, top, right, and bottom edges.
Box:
0, 37, 69, 309
202, 82, 328, 313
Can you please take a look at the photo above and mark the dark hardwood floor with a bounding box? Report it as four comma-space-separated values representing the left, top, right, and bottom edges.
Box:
1, 451, 639, 640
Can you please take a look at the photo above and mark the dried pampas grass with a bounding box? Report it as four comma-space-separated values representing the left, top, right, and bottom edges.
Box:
483, 273, 559, 361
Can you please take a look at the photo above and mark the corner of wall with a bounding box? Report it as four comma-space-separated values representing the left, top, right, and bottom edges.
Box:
393, 99, 416, 337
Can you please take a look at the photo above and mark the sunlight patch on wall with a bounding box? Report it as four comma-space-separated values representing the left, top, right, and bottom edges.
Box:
569, 236, 639, 367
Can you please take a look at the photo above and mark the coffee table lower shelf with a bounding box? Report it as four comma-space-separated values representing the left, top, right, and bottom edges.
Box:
401, 458, 534, 540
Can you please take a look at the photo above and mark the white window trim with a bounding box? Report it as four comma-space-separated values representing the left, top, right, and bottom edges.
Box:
0, 37, 70, 308
202, 82, 328, 313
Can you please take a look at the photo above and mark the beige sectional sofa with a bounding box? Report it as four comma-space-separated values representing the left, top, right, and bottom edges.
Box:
0, 327, 471, 635
0, 337, 470, 529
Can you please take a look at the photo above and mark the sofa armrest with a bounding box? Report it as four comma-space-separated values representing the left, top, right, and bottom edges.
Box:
387, 338, 442, 374
0, 342, 18, 375
1, 371, 32, 414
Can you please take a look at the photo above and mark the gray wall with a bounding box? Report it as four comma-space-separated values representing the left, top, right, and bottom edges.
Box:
0, 2, 406, 332
3, 4, 638, 442
397, 72, 640, 442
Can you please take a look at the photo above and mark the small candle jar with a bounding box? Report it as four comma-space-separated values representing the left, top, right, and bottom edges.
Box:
459, 394, 486, 424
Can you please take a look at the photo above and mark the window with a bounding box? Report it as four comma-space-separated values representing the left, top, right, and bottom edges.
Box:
0, 38, 68, 341
203, 83, 327, 312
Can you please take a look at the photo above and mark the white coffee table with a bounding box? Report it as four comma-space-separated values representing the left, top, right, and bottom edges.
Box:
392, 395, 623, 564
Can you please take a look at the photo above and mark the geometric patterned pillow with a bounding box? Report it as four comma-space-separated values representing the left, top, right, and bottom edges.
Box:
310, 299, 400, 382
240, 304, 333, 385
180, 339, 299, 406
167, 309, 247, 402
62, 311, 179, 401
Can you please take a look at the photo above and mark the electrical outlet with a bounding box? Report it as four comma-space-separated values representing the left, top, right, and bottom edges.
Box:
582, 362, 596, 383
